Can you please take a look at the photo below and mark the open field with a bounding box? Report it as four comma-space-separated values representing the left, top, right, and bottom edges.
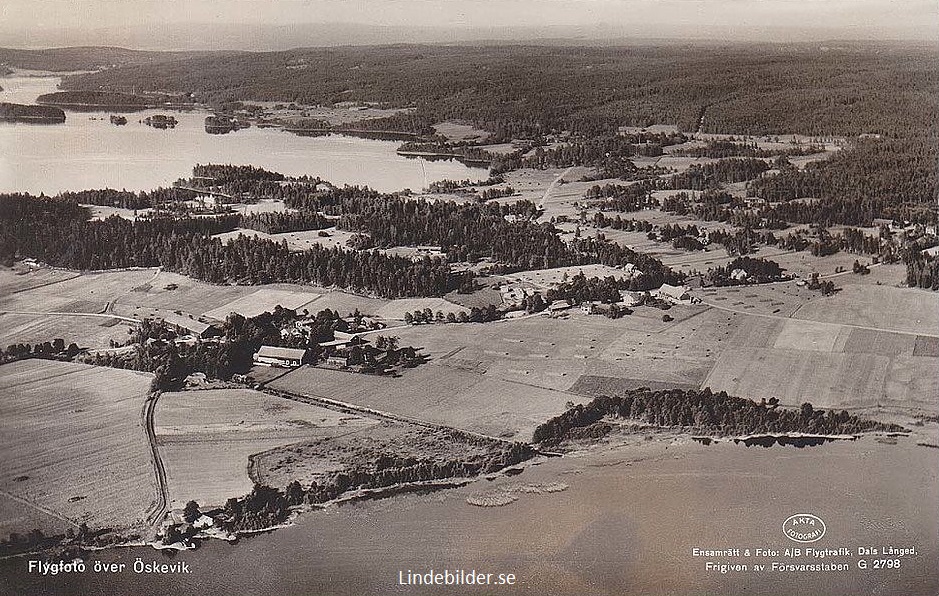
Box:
773, 319, 846, 351
115, 271, 260, 315
117, 271, 389, 321
769, 249, 886, 279
0, 268, 157, 314
0, 492, 73, 541
270, 363, 583, 440
699, 283, 818, 317
600, 204, 736, 232
83, 204, 153, 221
701, 280, 939, 336
444, 286, 503, 309
0, 312, 135, 349
588, 307, 730, 387
211, 228, 273, 244
705, 348, 886, 409
499, 264, 635, 289
373, 297, 467, 320
384, 305, 707, 391
0, 267, 80, 297
380, 245, 447, 260
793, 284, 939, 335
696, 292, 939, 410
589, 224, 801, 276
433, 121, 489, 142
702, 323, 939, 411
255, 101, 409, 127
212, 226, 357, 252
498, 167, 594, 220
158, 440, 302, 510
202, 288, 323, 320
297, 291, 390, 317
228, 199, 294, 215
0, 360, 155, 535
156, 388, 368, 432
282, 227, 361, 251
154, 388, 376, 508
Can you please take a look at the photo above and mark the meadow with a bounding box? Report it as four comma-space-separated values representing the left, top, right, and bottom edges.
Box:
154, 388, 376, 507
0, 360, 155, 536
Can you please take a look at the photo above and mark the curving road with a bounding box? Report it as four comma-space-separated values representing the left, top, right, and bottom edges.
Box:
142, 391, 169, 528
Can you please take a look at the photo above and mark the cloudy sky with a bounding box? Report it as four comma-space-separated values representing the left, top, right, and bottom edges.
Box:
1, 0, 934, 49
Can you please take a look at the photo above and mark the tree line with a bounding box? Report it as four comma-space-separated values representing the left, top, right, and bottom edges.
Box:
0, 194, 454, 297
532, 388, 903, 446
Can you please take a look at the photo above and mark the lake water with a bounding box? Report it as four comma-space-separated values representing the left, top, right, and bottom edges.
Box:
2, 438, 936, 596
0, 75, 485, 194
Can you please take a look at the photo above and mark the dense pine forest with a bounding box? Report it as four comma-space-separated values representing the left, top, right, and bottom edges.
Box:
58, 44, 937, 138
3, 44, 937, 291
0, 163, 684, 294
0, 193, 454, 297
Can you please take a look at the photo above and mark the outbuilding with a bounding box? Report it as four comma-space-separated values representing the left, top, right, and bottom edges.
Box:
253, 345, 308, 367
655, 284, 694, 305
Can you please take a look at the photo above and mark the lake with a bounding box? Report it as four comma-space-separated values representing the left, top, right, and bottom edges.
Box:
0, 74, 485, 195
2, 437, 936, 596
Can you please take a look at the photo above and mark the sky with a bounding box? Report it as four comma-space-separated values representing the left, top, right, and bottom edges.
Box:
0, 0, 935, 49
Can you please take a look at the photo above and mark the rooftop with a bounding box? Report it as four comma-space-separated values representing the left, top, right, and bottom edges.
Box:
255, 345, 307, 360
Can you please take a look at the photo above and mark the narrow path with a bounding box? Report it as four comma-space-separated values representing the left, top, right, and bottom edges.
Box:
0, 310, 141, 323
537, 166, 575, 212
142, 392, 169, 528
1, 271, 80, 297
697, 299, 938, 339
0, 489, 80, 529
258, 382, 520, 448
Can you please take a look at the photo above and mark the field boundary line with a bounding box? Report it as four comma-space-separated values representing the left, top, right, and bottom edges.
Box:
0, 271, 81, 297
0, 489, 80, 529
0, 310, 141, 323
698, 300, 939, 339
258, 380, 521, 447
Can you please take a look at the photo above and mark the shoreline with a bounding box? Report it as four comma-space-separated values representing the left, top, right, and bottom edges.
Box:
396, 150, 492, 165
4, 430, 923, 560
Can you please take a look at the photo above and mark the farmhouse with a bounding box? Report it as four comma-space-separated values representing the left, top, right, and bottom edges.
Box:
161, 313, 222, 339
581, 301, 598, 315
620, 290, 645, 307
500, 285, 528, 307
581, 301, 612, 316
325, 353, 350, 368
548, 300, 572, 313
319, 334, 368, 350
253, 346, 308, 367
655, 284, 694, 305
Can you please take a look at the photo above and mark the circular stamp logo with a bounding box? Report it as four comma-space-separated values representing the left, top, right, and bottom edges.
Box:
782, 514, 826, 543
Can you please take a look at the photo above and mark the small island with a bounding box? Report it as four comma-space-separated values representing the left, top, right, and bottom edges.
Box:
36, 90, 191, 110
143, 114, 178, 129
0, 102, 66, 124
109, 114, 127, 125
205, 114, 250, 134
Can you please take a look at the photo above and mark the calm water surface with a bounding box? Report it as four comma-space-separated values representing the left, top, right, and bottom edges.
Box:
2, 439, 936, 596
0, 75, 484, 194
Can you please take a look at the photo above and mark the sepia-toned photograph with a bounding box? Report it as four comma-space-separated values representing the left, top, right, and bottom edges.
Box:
0, 1, 936, 594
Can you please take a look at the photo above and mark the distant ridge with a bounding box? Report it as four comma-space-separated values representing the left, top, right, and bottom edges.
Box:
1, 22, 935, 52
